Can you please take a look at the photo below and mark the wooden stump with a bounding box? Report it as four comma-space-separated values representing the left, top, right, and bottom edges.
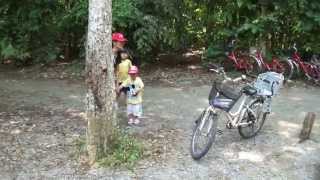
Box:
299, 112, 316, 143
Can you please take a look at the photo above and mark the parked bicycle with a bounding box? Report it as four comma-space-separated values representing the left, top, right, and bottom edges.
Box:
222, 40, 260, 75
190, 65, 284, 160
289, 43, 320, 83
250, 48, 294, 80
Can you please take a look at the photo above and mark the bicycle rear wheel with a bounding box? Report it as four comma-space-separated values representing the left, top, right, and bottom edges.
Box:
278, 59, 294, 80
190, 108, 218, 160
238, 99, 267, 139
308, 65, 320, 83
314, 66, 320, 85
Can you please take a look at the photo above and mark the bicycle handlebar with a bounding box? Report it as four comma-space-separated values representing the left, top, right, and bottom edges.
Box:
209, 65, 246, 83
232, 75, 246, 83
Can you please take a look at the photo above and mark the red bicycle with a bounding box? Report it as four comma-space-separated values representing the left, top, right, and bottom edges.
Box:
250, 49, 294, 80
289, 43, 320, 83
222, 40, 260, 75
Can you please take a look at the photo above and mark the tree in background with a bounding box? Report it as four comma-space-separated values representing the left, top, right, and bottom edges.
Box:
0, 0, 88, 65
1, 0, 319, 64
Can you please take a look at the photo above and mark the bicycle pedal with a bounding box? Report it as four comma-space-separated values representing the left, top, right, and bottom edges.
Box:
226, 122, 233, 129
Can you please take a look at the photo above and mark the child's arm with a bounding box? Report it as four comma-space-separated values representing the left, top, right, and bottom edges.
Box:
117, 79, 128, 93
116, 64, 120, 78
117, 84, 123, 93
129, 59, 132, 68
133, 79, 144, 95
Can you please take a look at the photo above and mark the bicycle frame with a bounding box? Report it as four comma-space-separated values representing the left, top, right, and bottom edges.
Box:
204, 94, 256, 129
191, 68, 282, 160
291, 52, 310, 76
227, 51, 239, 67
228, 51, 253, 70
253, 50, 284, 73
224, 40, 253, 72
290, 49, 320, 80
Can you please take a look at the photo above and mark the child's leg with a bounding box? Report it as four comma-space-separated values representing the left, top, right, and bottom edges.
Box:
128, 114, 134, 124
133, 104, 142, 125
116, 82, 121, 99
133, 116, 140, 125
127, 104, 134, 124
118, 85, 128, 103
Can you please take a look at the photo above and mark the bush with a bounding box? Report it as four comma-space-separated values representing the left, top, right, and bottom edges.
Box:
0, 0, 87, 65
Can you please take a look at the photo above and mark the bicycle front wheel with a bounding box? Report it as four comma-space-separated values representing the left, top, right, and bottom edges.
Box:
190, 108, 218, 160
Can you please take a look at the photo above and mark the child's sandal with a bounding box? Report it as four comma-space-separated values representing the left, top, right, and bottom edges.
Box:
134, 118, 140, 125
128, 118, 134, 125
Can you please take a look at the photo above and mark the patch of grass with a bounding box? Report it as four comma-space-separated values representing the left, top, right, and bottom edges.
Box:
72, 136, 88, 159
97, 130, 143, 169
71, 130, 144, 169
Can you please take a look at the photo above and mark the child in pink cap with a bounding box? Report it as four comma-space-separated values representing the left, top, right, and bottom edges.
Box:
118, 66, 144, 125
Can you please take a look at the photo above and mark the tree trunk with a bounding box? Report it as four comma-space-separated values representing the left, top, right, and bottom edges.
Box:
86, 0, 117, 164
63, 32, 71, 62
259, 5, 267, 57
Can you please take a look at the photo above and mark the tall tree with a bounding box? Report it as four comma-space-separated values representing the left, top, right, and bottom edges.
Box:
85, 0, 116, 164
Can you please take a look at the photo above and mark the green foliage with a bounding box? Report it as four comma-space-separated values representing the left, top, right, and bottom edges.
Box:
0, 39, 30, 61
190, 0, 320, 53
202, 42, 225, 63
73, 136, 87, 158
1, 0, 320, 65
0, 0, 87, 65
97, 130, 143, 169
112, 0, 188, 56
72, 130, 143, 169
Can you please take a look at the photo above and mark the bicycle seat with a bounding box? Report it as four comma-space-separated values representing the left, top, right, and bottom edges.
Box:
242, 86, 257, 96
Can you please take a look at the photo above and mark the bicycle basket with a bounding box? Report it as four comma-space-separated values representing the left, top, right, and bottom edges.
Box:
209, 81, 241, 101
253, 72, 284, 96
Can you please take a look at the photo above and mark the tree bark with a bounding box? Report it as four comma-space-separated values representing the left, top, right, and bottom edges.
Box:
86, 0, 117, 164
259, 5, 267, 57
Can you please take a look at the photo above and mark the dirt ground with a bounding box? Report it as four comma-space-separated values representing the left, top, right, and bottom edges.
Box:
0, 65, 320, 180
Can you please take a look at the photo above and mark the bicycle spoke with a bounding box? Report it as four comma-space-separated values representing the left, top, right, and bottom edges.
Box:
238, 100, 267, 139
191, 111, 218, 159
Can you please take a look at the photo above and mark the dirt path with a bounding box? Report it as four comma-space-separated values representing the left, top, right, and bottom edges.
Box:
0, 69, 320, 180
